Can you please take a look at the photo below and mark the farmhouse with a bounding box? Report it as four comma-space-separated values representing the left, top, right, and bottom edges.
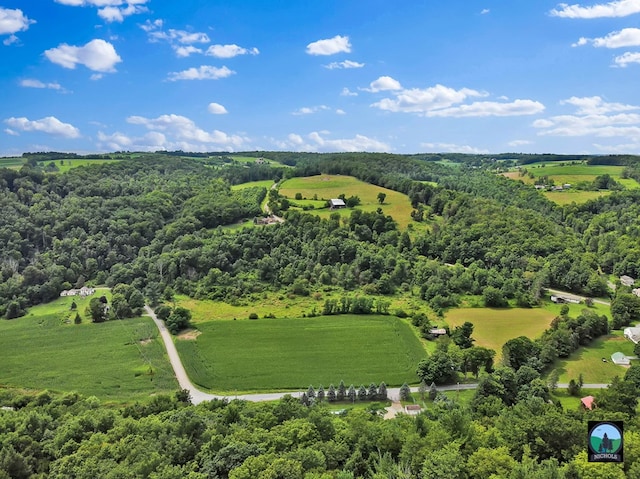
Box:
624, 327, 640, 344
620, 275, 635, 287
329, 198, 346, 209
611, 352, 630, 366
60, 286, 96, 297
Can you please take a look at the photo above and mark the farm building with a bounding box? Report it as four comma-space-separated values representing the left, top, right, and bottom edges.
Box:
620, 275, 635, 287
329, 198, 346, 209
624, 327, 640, 344
581, 396, 596, 410
550, 295, 580, 304
633, 288, 640, 297
611, 352, 630, 366
429, 328, 448, 337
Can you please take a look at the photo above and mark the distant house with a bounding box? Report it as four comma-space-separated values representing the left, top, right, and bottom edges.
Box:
620, 275, 635, 287
611, 352, 630, 365
255, 157, 268, 165
60, 286, 95, 298
624, 327, 640, 344
429, 328, 448, 337
329, 198, 346, 209
404, 404, 422, 416
632, 288, 640, 297
534, 185, 546, 190
581, 396, 596, 410
551, 295, 580, 304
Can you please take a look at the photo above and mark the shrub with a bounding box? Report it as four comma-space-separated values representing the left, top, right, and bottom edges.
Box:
248, 312, 259, 320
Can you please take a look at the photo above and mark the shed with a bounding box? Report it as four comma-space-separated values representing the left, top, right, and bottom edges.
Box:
329, 198, 346, 209
611, 352, 630, 365
429, 328, 447, 337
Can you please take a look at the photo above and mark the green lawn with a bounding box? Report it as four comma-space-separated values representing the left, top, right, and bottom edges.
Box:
0, 294, 177, 402
176, 315, 427, 392
279, 175, 415, 229
553, 330, 635, 384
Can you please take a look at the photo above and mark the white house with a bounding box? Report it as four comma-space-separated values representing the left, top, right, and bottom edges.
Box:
624, 327, 640, 344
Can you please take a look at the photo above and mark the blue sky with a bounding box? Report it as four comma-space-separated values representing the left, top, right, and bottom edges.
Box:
1, 0, 640, 155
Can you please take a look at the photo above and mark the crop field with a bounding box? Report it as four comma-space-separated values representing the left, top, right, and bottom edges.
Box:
445, 307, 555, 357
543, 190, 610, 205
0, 294, 176, 402
553, 330, 636, 384
176, 315, 427, 391
279, 175, 415, 229
0, 157, 24, 169
38, 158, 122, 173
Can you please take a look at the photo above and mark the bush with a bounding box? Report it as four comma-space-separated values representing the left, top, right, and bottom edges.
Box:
248, 312, 259, 320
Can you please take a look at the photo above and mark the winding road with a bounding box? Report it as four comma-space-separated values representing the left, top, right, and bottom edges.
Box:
145, 306, 611, 406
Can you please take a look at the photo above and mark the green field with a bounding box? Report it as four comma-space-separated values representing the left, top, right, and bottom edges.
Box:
231, 179, 275, 190
279, 175, 416, 229
445, 307, 555, 358
0, 294, 177, 402
0, 157, 25, 169
176, 315, 427, 392
542, 190, 610, 205
39, 158, 122, 173
554, 330, 635, 384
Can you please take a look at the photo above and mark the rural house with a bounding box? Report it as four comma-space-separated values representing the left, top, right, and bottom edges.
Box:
329, 198, 346, 209
624, 327, 640, 344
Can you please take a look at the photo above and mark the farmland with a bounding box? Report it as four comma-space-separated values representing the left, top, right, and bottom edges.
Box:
0, 309, 177, 402
175, 315, 427, 392
278, 175, 416, 229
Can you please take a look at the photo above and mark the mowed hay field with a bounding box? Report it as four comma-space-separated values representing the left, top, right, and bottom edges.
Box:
445, 308, 555, 358
0, 297, 177, 401
38, 158, 122, 173
176, 315, 426, 392
279, 175, 415, 229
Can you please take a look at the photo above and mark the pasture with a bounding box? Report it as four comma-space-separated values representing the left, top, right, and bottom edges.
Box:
231, 179, 275, 191
279, 175, 415, 229
176, 315, 427, 392
0, 294, 177, 402
553, 330, 636, 384
0, 157, 24, 169
38, 158, 122, 173
445, 307, 555, 358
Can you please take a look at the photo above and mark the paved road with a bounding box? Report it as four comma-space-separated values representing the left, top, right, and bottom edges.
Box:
146, 306, 611, 405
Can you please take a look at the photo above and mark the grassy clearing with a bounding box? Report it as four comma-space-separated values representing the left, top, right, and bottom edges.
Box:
38, 158, 122, 173
231, 180, 275, 190
543, 191, 610, 205
176, 315, 427, 392
0, 306, 177, 402
279, 175, 415, 229
553, 330, 635, 384
445, 307, 555, 358
0, 157, 24, 169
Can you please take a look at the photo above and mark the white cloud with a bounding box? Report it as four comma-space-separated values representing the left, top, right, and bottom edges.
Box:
167, 65, 235, 81
371, 84, 485, 113
365, 76, 403, 92
0, 7, 35, 42
575, 28, 640, 48
55, 0, 149, 23
4, 128, 18, 136
306, 35, 351, 55
324, 60, 365, 69
550, 0, 640, 18
292, 106, 330, 115
206, 44, 259, 58
140, 19, 163, 32
208, 102, 228, 114
278, 131, 389, 152
534, 96, 640, 139
421, 142, 490, 154
126, 113, 248, 150
508, 139, 533, 147
90, 73, 104, 80
336, 109, 346, 115
45, 39, 122, 72
426, 99, 545, 117
341, 87, 358, 97
481, 9, 490, 14
97, 130, 166, 151
4, 116, 80, 138
19, 79, 63, 90
174, 46, 203, 57
614, 51, 640, 66
152, 29, 210, 44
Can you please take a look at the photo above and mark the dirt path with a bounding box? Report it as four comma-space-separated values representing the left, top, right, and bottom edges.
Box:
546, 288, 611, 306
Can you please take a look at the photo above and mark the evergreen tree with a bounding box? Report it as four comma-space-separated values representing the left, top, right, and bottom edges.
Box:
317, 385, 325, 402
347, 384, 356, 403
358, 385, 368, 401
429, 382, 438, 401
400, 383, 411, 401
368, 382, 378, 399
378, 382, 388, 401
307, 385, 316, 400
327, 384, 337, 402
337, 380, 346, 401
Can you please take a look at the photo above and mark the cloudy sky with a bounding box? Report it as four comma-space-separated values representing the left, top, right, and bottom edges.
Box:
1, 0, 640, 155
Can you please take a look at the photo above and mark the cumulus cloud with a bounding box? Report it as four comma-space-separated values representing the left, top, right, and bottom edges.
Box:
208, 102, 228, 114
336, 109, 346, 115
275, 131, 389, 152
167, 65, 235, 81
550, 0, 640, 18
141, 20, 211, 56
174, 45, 203, 58
55, 0, 149, 23
206, 44, 259, 58
306, 35, 351, 55
45, 39, 122, 72
534, 96, 640, 139
614, 51, 640, 66
126, 113, 248, 150
0, 7, 35, 43
341, 87, 358, 97
364, 76, 403, 92
367, 79, 544, 118
97, 130, 166, 151
292, 105, 330, 115
574, 28, 640, 48
4, 116, 80, 138
421, 142, 490, 154
481, 9, 491, 14
324, 60, 365, 69
19, 79, 63, 90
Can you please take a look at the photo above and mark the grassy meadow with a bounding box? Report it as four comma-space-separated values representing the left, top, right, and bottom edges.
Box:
176, 315, 427, 392
0, 157, 24, 169
279, 175, 416, 229
37, 158, 122, 173
0, 293, 177, 402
